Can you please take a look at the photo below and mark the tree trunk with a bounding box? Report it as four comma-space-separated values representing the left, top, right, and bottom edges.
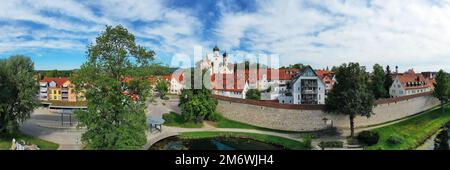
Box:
0, 113, 5, 135
349, 114, 355, 137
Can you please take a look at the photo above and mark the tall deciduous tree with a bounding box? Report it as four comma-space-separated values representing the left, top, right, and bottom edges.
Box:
0, 56, 39, 136
179, 69, 218, 123
433, 70, 449, 113
72, 25, 155, 149
325, 63, 375, 137
384, 65, 394, 97
370, 64, 387, 99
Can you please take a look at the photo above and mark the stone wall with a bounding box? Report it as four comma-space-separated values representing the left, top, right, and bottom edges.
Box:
215, 93, 440, 131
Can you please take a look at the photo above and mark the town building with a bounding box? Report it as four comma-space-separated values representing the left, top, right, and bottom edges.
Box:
315, 70, 336, 96
278, 66, 326, 104
211, 73, 249, 99
421, 71, 437, 80
200, 46, 233, 75
39, 77, 83, 102
147, 73, 185, 95
389, 69, 434, 98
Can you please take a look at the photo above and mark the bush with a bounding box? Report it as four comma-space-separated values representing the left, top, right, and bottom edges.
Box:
319, 141, 344, 148
207, 112, 223, 122
434, 129, 449, 150
162, 96, 170, 100
162, 113, 177, 123
357, 131, 379, 146
302, 135, 313, 149
246, 89, 261, 100
387, 135, 404, 145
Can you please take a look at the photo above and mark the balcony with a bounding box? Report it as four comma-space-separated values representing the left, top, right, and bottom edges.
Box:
61, 88, 69, 93
301, 88, 318, 94
40, 88, 48, 92
39, 82, 48, 87
62, 93, 69, 98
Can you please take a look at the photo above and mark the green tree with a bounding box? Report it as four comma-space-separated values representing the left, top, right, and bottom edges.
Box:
433, 70, 449, 113
155, 79, 169, 99
246, 89, 261, 100
331, 66, 338, 72
384, 65, 394, 97
325, 63, 375, 137
0, 55, 39, 136
290, 63, 305, 69
72, 25, 155, 149
370, 64, 387, 99
179, 69, 218, 123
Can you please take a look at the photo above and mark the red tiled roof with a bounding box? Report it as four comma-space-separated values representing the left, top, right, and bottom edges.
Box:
40, 77, 69, 88
148, 75, 172, 84
211, 68, 301, 92
211, 73, 247, 92
315, 70, 335, 80
123, 74, 184, 85
396, 69, 432, 90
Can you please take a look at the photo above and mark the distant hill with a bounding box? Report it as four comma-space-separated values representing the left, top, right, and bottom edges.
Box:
34, 65, 178, 81
34, 69, 77, 80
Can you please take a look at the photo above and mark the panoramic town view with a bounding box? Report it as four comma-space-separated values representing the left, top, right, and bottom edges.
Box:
1, 0, 450, 153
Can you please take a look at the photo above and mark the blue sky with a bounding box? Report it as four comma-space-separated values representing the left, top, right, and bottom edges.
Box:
1, 0, 450, 72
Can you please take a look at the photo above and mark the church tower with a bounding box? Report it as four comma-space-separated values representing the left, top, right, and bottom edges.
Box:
212, 45, 220, 74
222, 51, 228, 67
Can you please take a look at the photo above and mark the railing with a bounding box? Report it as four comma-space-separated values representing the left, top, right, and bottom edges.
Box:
40, 88, 48, 92
301, 89, 318, 94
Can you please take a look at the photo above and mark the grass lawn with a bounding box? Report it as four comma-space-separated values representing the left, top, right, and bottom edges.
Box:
212, 115, 305, 135
0, 133, 59, 150
368, 104, 450, 150
179, 131, 311, 150
162, 112, 203, 128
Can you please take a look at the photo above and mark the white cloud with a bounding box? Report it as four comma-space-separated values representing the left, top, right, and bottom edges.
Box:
0, 0, 204, 61
215, 0, 450, 72
2, 0, 450, 72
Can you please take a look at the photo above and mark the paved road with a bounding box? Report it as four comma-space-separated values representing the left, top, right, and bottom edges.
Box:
147, 95, 180, 117
19, 96, 181, 150
19, 108, 83, 150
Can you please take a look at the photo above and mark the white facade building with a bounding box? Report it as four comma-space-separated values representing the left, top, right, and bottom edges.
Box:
278, 66, 326, 105
206, 46, 233, 75
389, 69, 433, 98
